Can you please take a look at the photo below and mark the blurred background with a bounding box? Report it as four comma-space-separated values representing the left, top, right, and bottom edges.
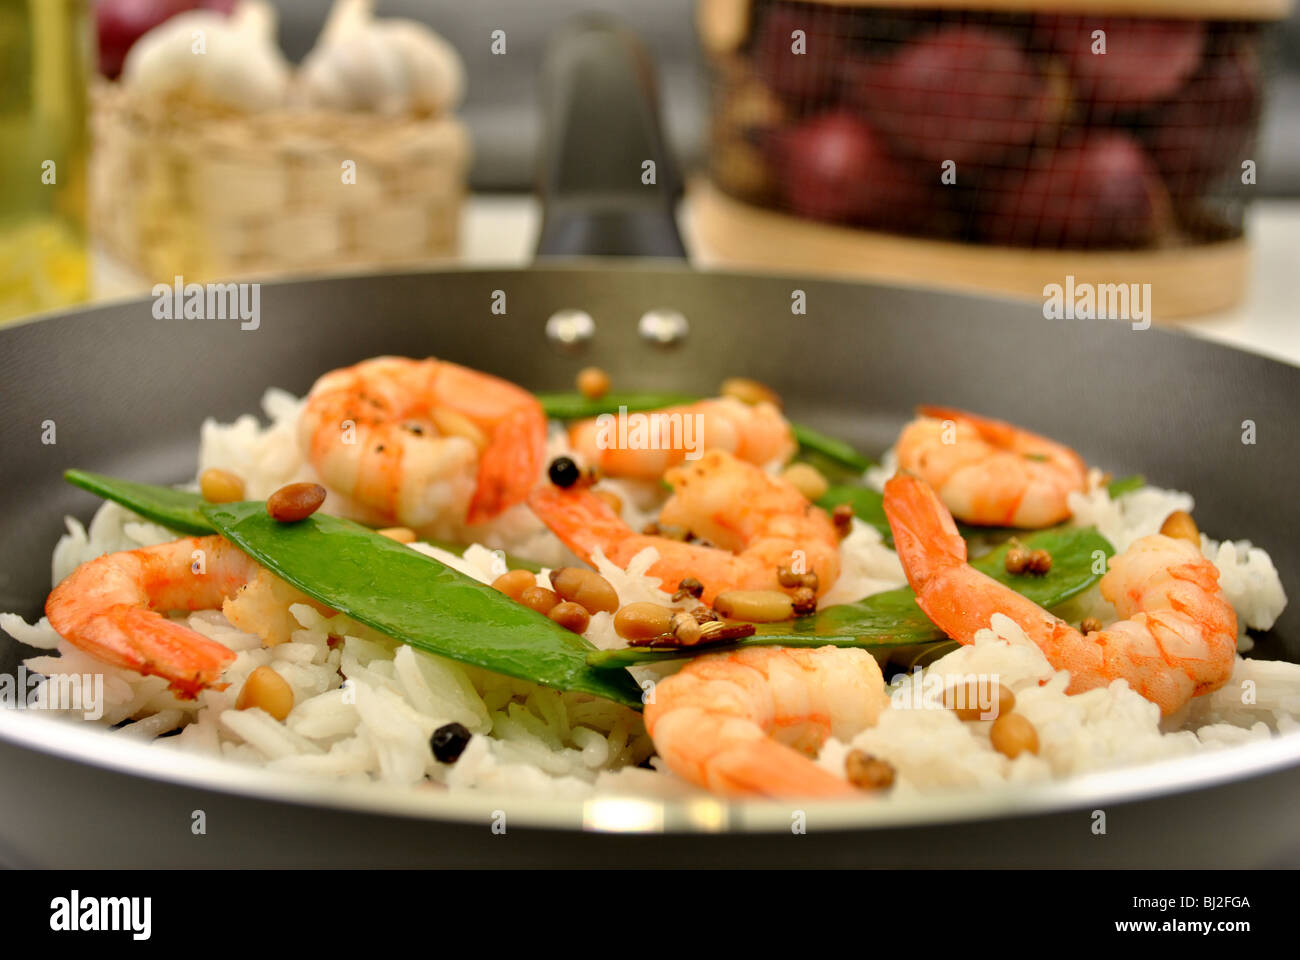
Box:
264, 0, 1300, 195
2, 0, 1298, 348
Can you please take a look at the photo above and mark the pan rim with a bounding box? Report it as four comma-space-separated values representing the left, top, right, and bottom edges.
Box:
2, 706, 1298, 834
3, 266, 1298, 837
12, 260, 1297, 372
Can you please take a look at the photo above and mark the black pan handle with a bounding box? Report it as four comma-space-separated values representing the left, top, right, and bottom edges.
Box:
534, 17, 687, 261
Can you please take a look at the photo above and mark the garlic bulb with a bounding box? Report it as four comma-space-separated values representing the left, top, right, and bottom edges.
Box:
300, 0, 465, 116
122, 2, 290, 112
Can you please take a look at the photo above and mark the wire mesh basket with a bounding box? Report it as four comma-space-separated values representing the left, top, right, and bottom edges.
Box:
704, 0, 1281, 246
695, 0, 1289, 314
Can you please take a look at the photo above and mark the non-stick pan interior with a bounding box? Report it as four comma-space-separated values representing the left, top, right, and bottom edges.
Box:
3, 264, 1295, 669
1, 263, 1298, 862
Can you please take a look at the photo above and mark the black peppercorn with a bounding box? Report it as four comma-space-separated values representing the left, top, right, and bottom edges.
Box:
547, 456, 581, 488
431, 722, 471, 764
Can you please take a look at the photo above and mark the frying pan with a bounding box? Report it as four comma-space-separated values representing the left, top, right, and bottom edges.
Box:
1, 21, 1298, 868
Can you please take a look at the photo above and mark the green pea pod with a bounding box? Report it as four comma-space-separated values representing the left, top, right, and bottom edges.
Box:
790, 423, 874, 475
61, 470, 542, 571
817, 485, 892, 543
586, 526, 1113, 669
536, 392, 700, 421
1107, 473, 1146, 499
202, 502, 644, 708
64, 469, 214, 535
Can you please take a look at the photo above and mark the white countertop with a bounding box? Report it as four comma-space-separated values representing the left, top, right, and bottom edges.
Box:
95, 194, 1300, 368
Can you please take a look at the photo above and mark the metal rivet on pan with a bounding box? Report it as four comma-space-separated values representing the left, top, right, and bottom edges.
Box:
545, 309, 595, 349
638, 309, 688, 347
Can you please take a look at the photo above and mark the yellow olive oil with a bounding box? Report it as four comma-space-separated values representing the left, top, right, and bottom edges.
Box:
0, 0, 90, 324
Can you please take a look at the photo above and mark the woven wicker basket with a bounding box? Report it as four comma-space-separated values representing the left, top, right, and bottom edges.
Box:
91, 82, 470, 282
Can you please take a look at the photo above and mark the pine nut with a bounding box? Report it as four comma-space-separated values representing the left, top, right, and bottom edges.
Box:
1160, 510, 1200, 544
943, 679, 1016, 721
492, 569, 537, 602
713, 589, 794, 622
549, 567, 619, 614
548, 601, 591, 634
613, 602, 675, 641
199, 467, 245, 504
266, 482, 326, 522
576, 366, 611, 400
519, 586, 559, 615
721, 376, 781, 408
990, 713, 1039, 758
235, 665, 294, 721
378, 526, 417, 543
781, 462, 829, 501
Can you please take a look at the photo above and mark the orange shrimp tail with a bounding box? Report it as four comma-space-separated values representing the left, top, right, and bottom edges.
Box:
526, 484, 627, 564
884, 473, 1056, 647
44, 601, 235, 700
707, 739, 860, 798
882, 474, 967, 593
467, 405, 547, 525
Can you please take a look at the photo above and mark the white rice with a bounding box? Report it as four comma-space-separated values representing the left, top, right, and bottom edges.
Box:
2, 408, 1294, 801
823, 457, 1296, 795
817, 613, 1300, 795
16, 560, 659, 794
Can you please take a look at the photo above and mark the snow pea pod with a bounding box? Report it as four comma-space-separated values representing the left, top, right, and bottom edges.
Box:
586, 525, 1112, 669
65, 469, 214, 535
535, 392, 699, 421
789, 424, 874, 474
1107, 473, 1146, 498
201, 502, 644, 708
817, 485, 892, 543
61, 470, 542, 571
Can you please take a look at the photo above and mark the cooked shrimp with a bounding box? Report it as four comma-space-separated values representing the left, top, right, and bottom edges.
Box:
645, 646, 889, 797
299, 356, 547, 528
47, 536, 246, 697
45, 536, 325, 698
883, 474, 1237, 716
895, 405, 1087, 527
568, 397, 795, 481
528, 450, 840, 604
